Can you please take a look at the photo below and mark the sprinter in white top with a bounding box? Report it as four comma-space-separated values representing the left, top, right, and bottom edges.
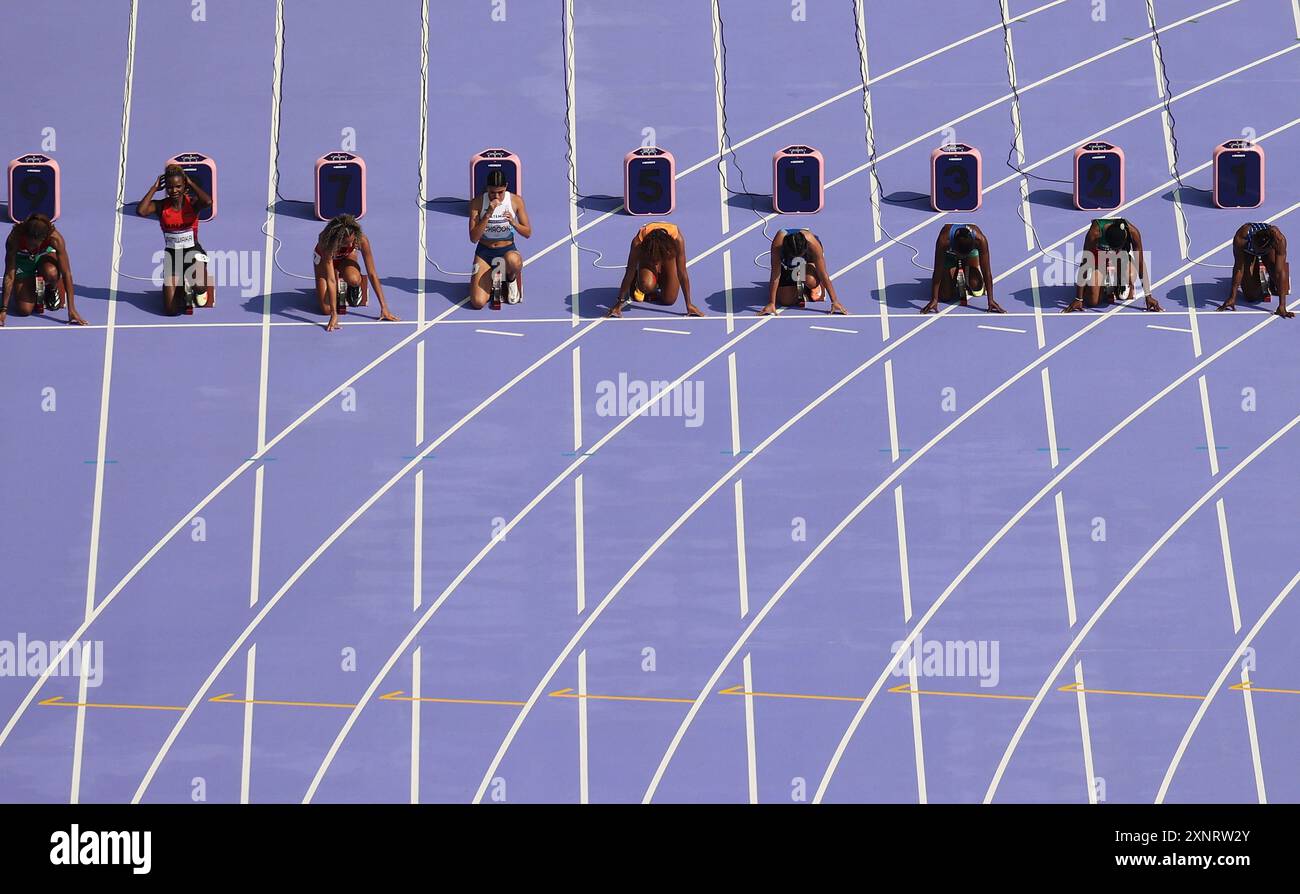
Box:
468, 169, 532, 310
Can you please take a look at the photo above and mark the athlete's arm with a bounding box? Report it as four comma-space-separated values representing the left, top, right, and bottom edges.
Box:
677, 234, 702, 317
136, 174, 163, 218
608, 236, 640, 317
315, 243, 341, 331
184, 174, 213, 210
809, 236, 845, 314
359, 235, 398, 322
469, 195, 493, 243
50, 232, 84, 325
0, 232, 16, 325
506, 195, 531, 239
924, 231, 948, 313
1274, 230, 1293, 318
977, 231, 1002, 313
1219, 234, 1246, 310
1129, 225, 1160, 312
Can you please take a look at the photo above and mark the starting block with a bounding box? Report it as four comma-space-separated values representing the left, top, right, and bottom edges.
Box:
1213, 139, 1264, 209
624, 147, 675, 216
930, 143, 981, 212
471, 148, 521, 197
315, 152, 366, 220
168, 152, 217, 221
772, 145, 824, 214
1073, 141, 1124, 211
7, 154, 60, 223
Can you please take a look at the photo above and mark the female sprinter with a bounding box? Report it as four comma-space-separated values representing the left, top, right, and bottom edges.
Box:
468, 170, 531, 310
1064, 218, 1160, 312
136, 163, 214, 315
313, 214, 399, 332
1, 213, 84, 326
758, 227, 846, 315
922, 223, 1004, 314
607, 221, 704, 318
1219, 222, 1292, 317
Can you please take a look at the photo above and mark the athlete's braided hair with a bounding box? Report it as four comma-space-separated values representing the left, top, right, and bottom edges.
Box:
23, 213, 53, 240
320, 214, 362, 257
640, 228, 677, 268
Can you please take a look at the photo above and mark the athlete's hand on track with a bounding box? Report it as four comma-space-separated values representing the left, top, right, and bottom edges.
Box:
829, 300, 847, 315
920, 301, 939, 314
684, 302, 704, 317
1145, 296, 1163, 312
1062, 299, 1084, 313
986, 298, 1005, 314
1275, 304, 1295, 319
379, 307, 399, 322
1217, 298, 1236, 312
68, 309, 87, 326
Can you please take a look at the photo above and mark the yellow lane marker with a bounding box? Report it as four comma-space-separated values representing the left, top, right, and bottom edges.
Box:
379, 690, 526, 708
889, 683, 1035, 702
39, 695, 185, 712
209, 692, 356, 709
1230, 682, 1300, 695
1057, 682, 1204, 701
548, 688, 694, 705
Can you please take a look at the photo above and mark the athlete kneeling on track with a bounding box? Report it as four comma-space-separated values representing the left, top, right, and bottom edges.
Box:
923, 223, 1003, 314
759, 227, 846, 316
468, 170, 531, 310
1065, 218, 1160, 313
1, 213, 84, 326
137, 164, 215, 316
608, 221, 703, 318
1219, 222, 1292, 318
313, 215, 399, 332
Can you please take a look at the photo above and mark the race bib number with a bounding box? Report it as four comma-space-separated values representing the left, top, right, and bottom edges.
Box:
164, 229, 196, 249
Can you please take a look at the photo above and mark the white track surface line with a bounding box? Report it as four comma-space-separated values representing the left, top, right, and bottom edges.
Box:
1157, 568, 1300, 803
990, 413, 1300, 803
1240, 666, 1266, 803
72, 0, 138, 805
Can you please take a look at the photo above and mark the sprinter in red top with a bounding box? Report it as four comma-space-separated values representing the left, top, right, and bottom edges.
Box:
1, 213, 84, 326
136, 163, 214, 315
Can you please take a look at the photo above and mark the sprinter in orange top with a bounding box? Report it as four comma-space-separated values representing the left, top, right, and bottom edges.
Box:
608, 221, 703, 318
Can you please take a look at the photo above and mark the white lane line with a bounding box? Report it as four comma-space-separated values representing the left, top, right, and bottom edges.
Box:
876, 258, 889, 341
894, 486, 912, 622
1293, 0, 1300, 39
1000, 0, 1036, 257
809, 325, 858, 334
475, 328, 525, 338
642, 327, 690, 336
1030, 267, 1045, 349
735, 480, 750, 619
727, 353, 741, 456
1198, 375, 1219, 475
69, 641, 92, 806
1073, 661, 1098, 804
241, 0, 286, 807
571, 346, 582, 454
1185, 276, 1202, 357
72, 0, 139, 805
1041, 368, 1059, 469
575, 475, 586, 615
413, 471, 424, 611
742, 654, 757, 804
994, 412, 1300, 804
240, 644, 256, 804
977, 324, 1027, 334
1055, 492, 1077, 627
1215, 498, 1242, 633
885, 360, 899, 462
907, 653, 927, 803
1148, 324, 1193, 333
1157, 567, 1300, 803
409, 647, 421, 804
578, 649, 589, 804
1240, 666, 1266, 803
